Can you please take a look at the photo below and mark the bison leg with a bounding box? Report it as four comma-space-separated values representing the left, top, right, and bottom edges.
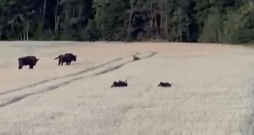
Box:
29, 65, 34, 69
58, 60, 61, 66
18, 59, 23, 69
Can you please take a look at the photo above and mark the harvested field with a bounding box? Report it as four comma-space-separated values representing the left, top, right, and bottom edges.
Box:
0, 41, 253, 135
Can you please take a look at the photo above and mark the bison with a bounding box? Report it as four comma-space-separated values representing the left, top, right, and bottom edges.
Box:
111, 80, 128, 87
54, 53, 77, 66
158, 82, 173, 87
18, 56, 39, 69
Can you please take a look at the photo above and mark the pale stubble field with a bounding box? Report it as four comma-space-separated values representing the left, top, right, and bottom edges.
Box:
0, 41, 253, 135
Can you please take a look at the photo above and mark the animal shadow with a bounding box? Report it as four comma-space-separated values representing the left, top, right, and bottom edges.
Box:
158, 82, 173, 87
133, 55, 140, 61
111, 80, 128, 87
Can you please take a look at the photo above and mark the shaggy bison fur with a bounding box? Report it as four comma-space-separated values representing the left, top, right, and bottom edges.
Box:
111, 80, 128, 87
18, 56, 39, 69
54, 53, 77, 66
158, 82, 173, 87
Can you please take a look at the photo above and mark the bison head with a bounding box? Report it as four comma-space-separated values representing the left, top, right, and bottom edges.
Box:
34, 58, 39, 65
73, 56, 77, 62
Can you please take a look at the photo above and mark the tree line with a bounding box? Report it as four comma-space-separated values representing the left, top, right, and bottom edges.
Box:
0, 0, 254, 44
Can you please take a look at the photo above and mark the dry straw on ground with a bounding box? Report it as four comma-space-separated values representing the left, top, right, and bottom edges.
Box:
0, 41, 253, 135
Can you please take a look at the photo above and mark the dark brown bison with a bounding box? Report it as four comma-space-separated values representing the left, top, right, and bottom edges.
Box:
111, 80, 128, 87
133, 55, 140, 61
18, 56, 39, 69
54, 53, 77, 66
158, 82, 173, 87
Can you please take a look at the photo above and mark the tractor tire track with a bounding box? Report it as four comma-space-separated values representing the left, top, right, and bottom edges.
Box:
0, 52, 157, 108
93, 51, 156, 76
0, 57, 124, 96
